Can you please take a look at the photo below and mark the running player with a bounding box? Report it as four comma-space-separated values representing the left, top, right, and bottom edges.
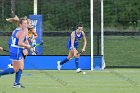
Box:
6, 15, 38, 55
57, 24, 87, 73
6, 16, 38, 69
0, 17, 33, 88
6, 16, 28, 68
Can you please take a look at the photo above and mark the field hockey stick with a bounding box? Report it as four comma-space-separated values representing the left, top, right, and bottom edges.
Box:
32, 40, 43, 48
72, 51, 86, 74
3, 49, 9, 52
77, 51, 83, 55
2, 40, 43, 52
70, 51, 83, 60
30, 40, 43, 55
77, 70, 86, 74
2, 44, 40, 52
3, 41, 43, 58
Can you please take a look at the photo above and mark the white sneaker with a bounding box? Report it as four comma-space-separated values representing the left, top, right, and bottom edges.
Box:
13, 83, 25, 88
13, 84, 24, 88
8, 64, 13, 68
76, 68, 82, 73
57, 61, 62, 71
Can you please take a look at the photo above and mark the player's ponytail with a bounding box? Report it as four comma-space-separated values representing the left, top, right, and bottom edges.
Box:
6, 15, 28, 26
6, 15, 19, 25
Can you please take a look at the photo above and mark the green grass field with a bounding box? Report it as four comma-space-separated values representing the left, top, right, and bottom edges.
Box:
0, 69, 140, 93
105, 36, 140, 66
0, 35, 140, 66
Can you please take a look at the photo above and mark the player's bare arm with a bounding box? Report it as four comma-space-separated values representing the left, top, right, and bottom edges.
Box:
71, 32, 79, 56
17, 31, 31, 49
71, 32, 75, 49
82, 31, 87, 52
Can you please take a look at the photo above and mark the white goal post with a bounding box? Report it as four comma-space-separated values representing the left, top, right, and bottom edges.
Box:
90, 0, 94, 71
101, 0, 106, 69
34, 0, 38, 15
91, 0, 105, 70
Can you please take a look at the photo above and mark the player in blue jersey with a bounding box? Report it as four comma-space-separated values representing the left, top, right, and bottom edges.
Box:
0, 17, 33, 88
57, 24, 87, 73
6, 16, 38, 56
6, 16, 38, 69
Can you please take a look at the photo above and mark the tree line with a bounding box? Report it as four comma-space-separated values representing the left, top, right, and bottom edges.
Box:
0, 0, 140, 31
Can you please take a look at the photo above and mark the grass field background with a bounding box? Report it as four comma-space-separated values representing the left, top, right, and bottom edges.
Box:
105, 36, 140, 66
0, 69, 140, 93
0, 35, 140, 66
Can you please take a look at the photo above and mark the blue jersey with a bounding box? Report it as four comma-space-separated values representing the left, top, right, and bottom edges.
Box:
67, 31, 83, 50
9, 28, 27, 60
8, 28, 20, 45
8, 28, 20, 48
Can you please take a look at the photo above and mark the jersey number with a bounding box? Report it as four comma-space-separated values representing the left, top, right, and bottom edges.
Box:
12, 37, 16, 45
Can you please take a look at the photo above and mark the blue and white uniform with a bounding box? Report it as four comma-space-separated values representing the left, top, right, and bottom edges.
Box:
9, 28, 27, 61
67, 31, 83, 50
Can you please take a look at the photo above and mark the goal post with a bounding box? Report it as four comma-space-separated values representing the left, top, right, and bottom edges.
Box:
32, 0, 105, 69
90, 0, 94, 71
93, 0, 105, 70
28, 0, 43, 55
101, 0, 106, 69
34, 0, 37, 15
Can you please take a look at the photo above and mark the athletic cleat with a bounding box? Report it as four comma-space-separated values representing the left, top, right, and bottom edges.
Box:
57, 61, 62, 71
8, 64, 13, 68
76, 68, 82, 73
13, 83, 25, 88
